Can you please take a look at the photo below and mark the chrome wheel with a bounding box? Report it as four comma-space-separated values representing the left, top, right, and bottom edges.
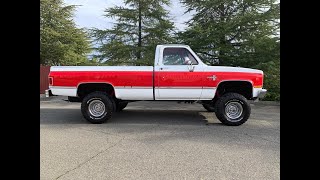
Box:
225, 101, 243, 121
88, 99, 106, 117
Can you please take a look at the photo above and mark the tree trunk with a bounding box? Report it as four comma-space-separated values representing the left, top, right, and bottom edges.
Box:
137, 0, 142, 60
218, 3, 226, 65
219, 38, 226, 65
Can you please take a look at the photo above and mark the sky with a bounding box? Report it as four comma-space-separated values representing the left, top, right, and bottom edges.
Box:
64, 0, 193, 31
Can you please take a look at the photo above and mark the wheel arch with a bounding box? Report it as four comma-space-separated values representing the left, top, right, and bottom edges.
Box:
215, 80, 253, 100
76, 82, 118, 99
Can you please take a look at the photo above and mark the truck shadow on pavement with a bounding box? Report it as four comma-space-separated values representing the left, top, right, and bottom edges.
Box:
40, 108, 223, 126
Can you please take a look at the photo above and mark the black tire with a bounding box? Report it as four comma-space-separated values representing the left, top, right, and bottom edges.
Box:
68, 96, 81, 102
203, 104, 215, 112
81, 91, 113, 124
214, 93, 251, 126
110, 97, 116, 112
116, 101, 128, 112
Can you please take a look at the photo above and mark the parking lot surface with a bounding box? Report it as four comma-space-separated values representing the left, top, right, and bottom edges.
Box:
40, 97, 280, 180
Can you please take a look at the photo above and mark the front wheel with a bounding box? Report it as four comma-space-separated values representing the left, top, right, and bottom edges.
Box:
81, 91, 113, 124
214, 93, 251, 126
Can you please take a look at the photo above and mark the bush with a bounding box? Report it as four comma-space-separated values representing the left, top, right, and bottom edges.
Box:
254, 60, 280, 101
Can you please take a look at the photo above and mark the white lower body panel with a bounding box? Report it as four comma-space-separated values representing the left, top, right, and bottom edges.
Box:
155, 88, 201, 100
115, 88, 153, 100
49, 86, 261, 100
155, 87, 216, 100
49, 86, 77, 97
200, 88, 216, 100
50, 86, 154, 100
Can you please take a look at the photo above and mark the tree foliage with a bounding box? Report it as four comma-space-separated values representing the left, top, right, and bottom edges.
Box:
92, 0, 175, 65
40, 0, 91, 65
178, 0, 280, 100
178, 0, 279, 66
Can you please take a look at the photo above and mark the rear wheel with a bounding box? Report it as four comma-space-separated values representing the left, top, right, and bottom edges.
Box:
110, 97, 116, 112
214, 93, 251, 126
81, 91, 113, 124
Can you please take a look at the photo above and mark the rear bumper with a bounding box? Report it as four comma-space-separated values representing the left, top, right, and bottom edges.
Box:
45, 89, 50, 97
45, 89, 54, 97
257, 89, 267, 99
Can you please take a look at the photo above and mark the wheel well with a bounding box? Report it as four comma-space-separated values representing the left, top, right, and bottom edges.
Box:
77, 83, 115, 99
216, 81, 253, 99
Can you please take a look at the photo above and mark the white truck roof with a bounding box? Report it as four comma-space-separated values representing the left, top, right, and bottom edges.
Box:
157, 44, 190, 48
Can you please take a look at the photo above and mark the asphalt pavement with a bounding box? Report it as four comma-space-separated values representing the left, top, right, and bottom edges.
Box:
40, 96, 280, 180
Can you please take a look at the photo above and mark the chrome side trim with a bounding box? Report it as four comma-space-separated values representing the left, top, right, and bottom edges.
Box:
156, 87, 216, 89
49, 86, 76, 89
202, 87, 217, 89
50, 85, 216, 90
114, 86, 153, 89
157, 86, 202, 89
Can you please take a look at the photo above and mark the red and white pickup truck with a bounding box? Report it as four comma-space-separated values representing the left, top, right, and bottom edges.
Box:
48, 44, 267, 126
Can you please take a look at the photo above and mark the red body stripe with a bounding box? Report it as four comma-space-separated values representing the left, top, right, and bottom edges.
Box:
49, 71, 263, 88
154, 72, 203, 87
204, 72, 263, 87
49, 71, 153, 87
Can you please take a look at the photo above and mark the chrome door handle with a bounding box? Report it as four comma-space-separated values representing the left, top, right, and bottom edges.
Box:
160, 67, 168, 70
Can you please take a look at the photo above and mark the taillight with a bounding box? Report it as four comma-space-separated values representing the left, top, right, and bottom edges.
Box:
49, 77, 53, 86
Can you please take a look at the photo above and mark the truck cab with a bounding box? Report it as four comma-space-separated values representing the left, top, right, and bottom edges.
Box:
154, 44, 209, 100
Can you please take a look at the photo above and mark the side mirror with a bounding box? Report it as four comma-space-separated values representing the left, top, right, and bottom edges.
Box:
185, 57, 195, 72
185, 57, 192, 65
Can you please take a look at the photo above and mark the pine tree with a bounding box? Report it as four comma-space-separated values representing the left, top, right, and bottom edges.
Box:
40, 0, 91, 65
92, 0, 175, 65
178, 0, 280, 67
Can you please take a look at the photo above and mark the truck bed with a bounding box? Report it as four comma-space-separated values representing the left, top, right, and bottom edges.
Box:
49, 66, 154, 100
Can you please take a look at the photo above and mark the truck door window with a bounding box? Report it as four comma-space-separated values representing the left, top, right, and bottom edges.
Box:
163, 48, 198, 65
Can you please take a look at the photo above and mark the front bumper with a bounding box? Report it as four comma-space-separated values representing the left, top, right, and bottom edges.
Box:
257, 89, 267, 99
